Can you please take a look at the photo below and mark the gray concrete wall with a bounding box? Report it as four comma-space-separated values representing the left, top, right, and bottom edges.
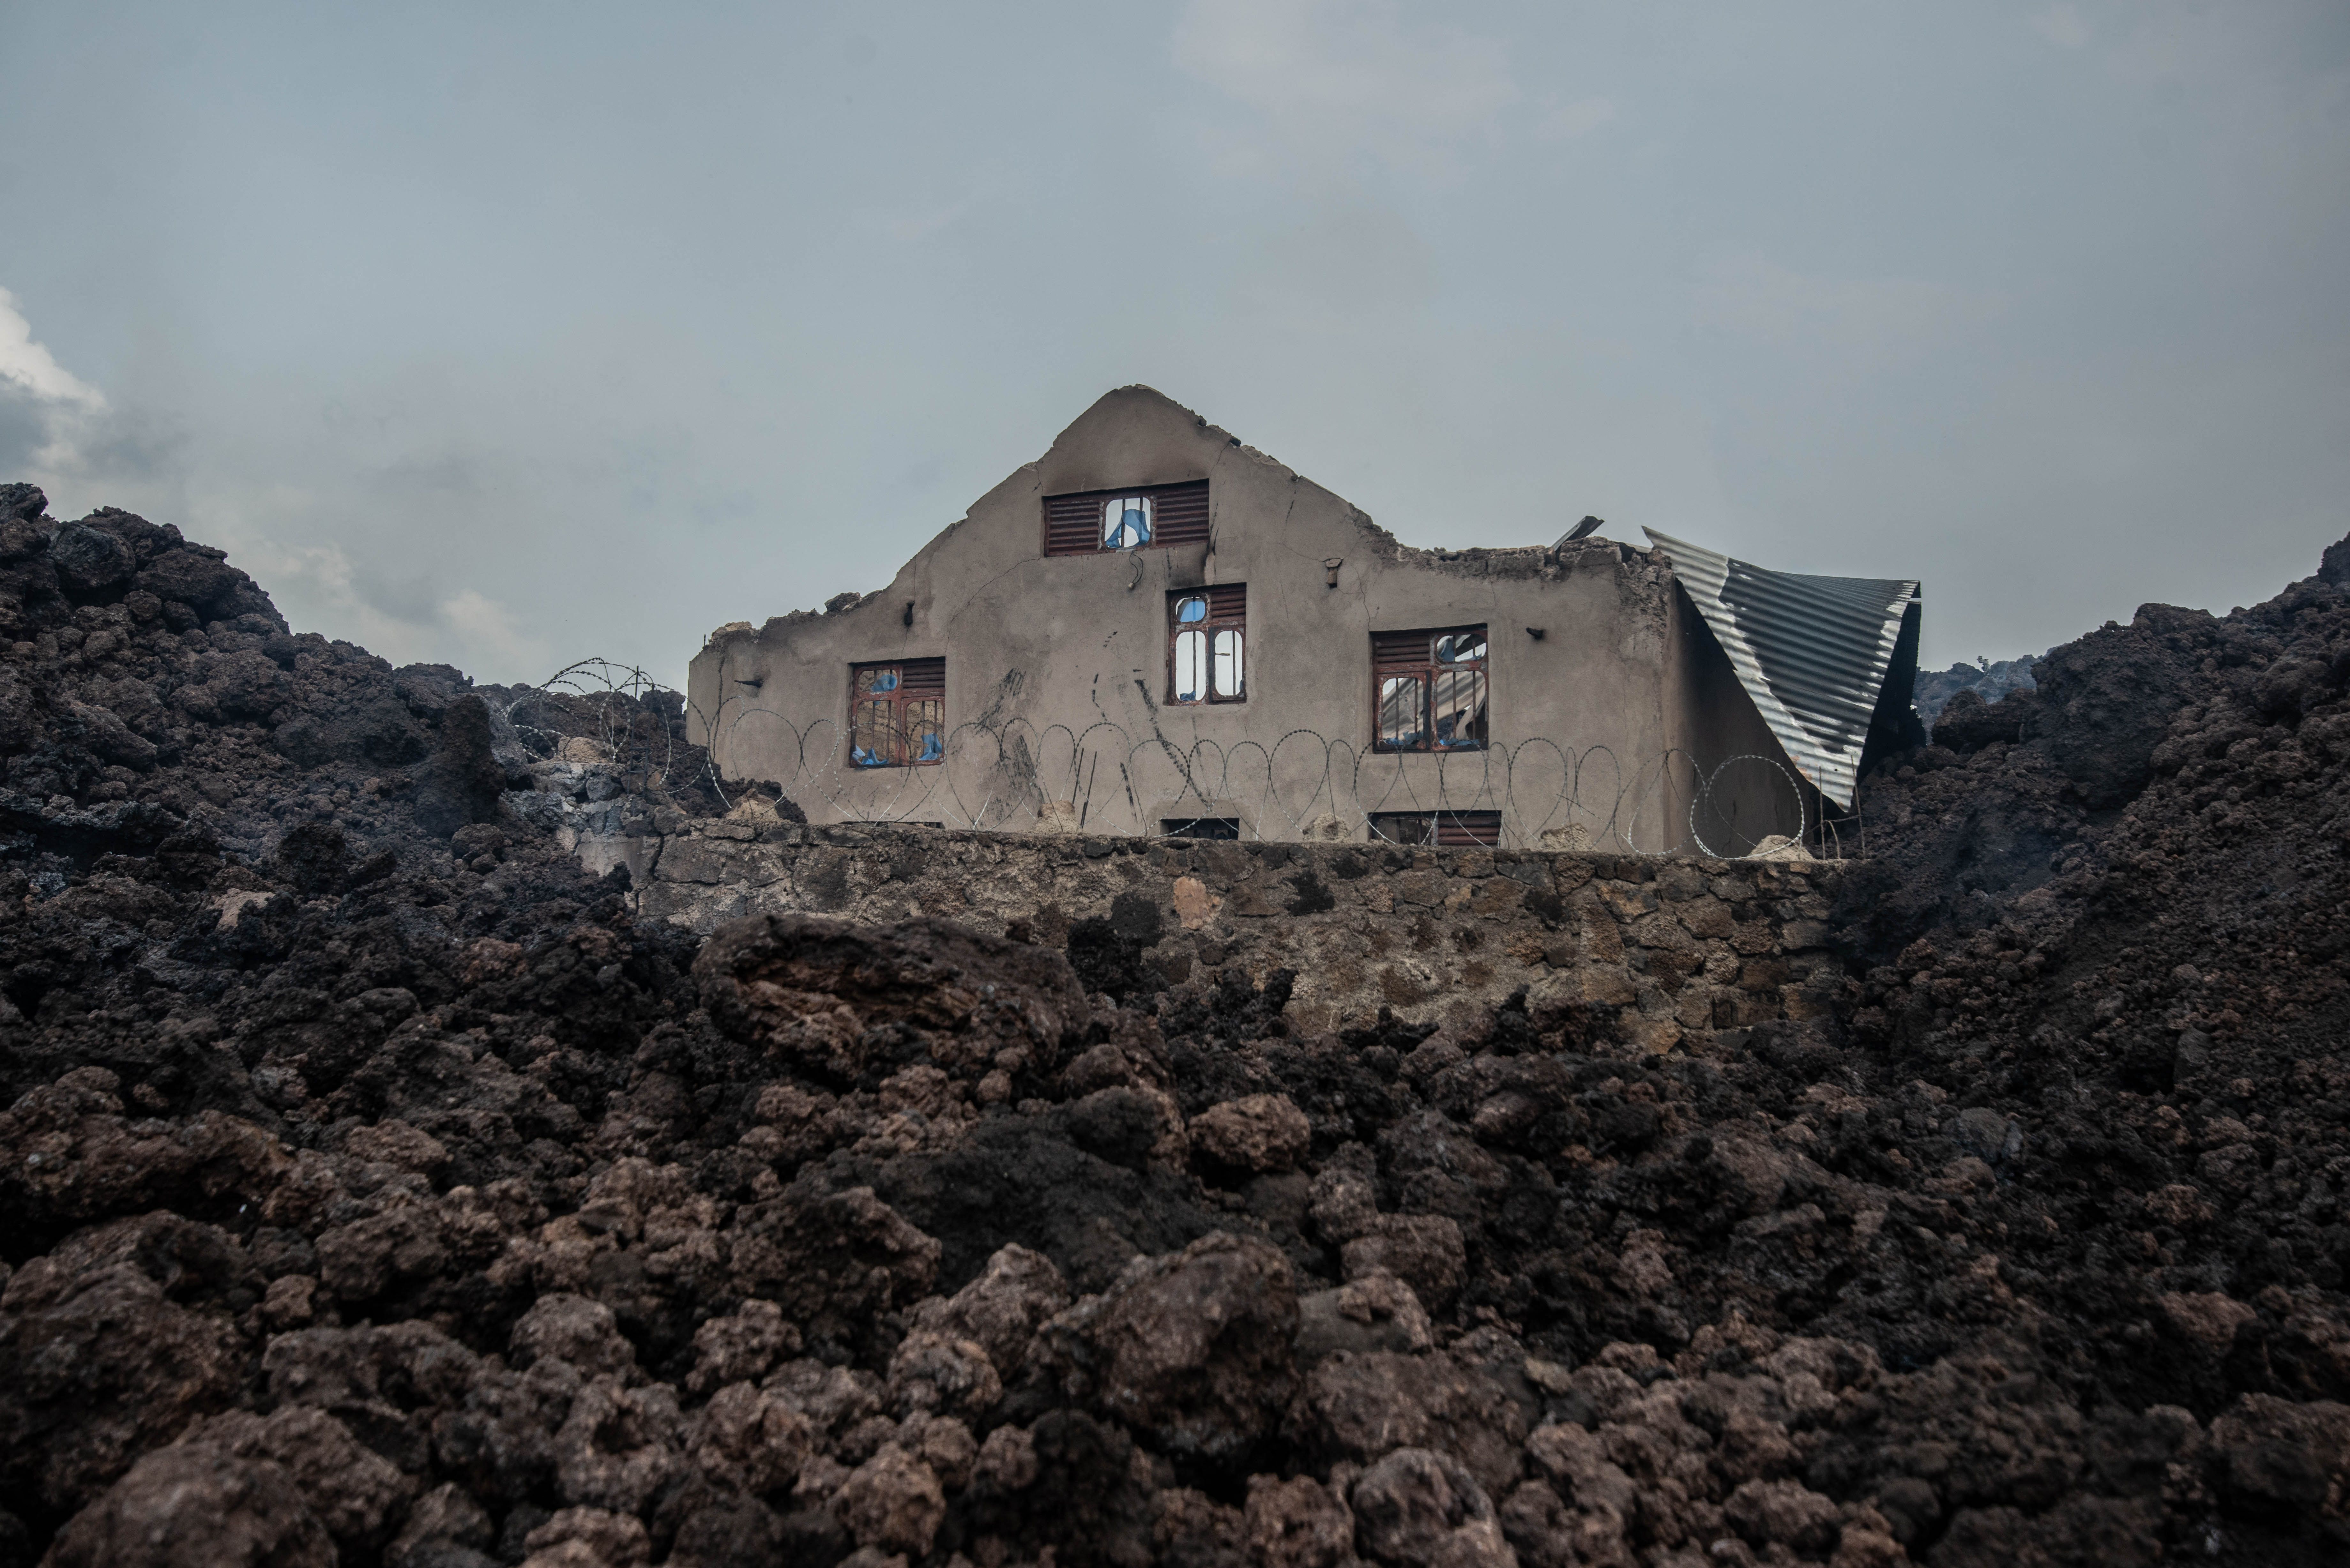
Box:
687, 386, 1806, 852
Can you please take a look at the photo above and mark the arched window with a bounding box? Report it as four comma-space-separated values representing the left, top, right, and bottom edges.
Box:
1169, 586, 1245, 703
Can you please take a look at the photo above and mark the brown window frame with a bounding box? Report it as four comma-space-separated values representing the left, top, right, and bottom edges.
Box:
1043, 479, 1210, 556
1369, 810, 1502, 848
1167, 584, 1246, 705
1370, 625, 1489, 752
848, 657, 946, 769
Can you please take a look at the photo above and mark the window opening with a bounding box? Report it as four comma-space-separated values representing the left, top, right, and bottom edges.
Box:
1103, 496, 1153, 550
849, 658, 945, 768
1371, 626, 1487, 751
1160, 817, 1241, 840
1044, 480, 1210, 556
1368, 810, 1501, 847
1170, 584, 1246, 704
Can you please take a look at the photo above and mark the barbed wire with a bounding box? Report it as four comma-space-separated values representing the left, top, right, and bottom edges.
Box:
697, 691, 1860, 860
492, 665, 1858, 860
497, 660, 732, 808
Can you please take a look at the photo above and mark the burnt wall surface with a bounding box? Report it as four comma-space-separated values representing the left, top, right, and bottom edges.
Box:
617, 821, 1844, 1052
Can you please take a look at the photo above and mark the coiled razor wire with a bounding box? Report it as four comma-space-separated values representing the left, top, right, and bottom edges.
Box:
499, 659, 733, 809
674, 686, 1860, 861
493, 664, 1860, 860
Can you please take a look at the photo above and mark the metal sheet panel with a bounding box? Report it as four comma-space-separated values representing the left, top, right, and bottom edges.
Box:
1645, 529, 1920, 811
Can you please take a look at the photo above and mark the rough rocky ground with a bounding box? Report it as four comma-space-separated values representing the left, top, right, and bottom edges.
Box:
2, 478, 2347, 1568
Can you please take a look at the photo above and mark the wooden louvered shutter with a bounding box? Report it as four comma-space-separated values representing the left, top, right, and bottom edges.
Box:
1372, 629, 1429, 674
1372, 632, 1428, 752
897, 658, 945, 699
1434, 812, 1502, 848
1203, 583, 1245, 622
1044, 495, 1100, 556
1151, 481, 1211, 547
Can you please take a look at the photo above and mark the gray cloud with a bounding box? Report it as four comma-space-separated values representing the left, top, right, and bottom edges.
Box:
1, 0, 2344, 687
1172, 0, 1519, 176
0, 385, 49, 478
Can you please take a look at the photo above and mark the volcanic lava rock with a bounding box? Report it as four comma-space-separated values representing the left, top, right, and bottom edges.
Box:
1043, 1231, 1300, 1466
42, 1442, 336, 1568
5, 494, 2350, 1564
47, 521, 136, 602
1348, 1447, 1511, 1568
1191, 1091, 1311, 1174
413, 693, 511, 836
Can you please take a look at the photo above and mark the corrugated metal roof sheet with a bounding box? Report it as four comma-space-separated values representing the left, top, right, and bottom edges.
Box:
1645, 528, 1920, 811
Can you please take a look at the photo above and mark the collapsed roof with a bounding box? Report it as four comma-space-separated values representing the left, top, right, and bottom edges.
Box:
1645, 529, 1922, 811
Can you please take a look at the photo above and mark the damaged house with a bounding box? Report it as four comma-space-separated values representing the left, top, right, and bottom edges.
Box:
686, 387, 1922, 853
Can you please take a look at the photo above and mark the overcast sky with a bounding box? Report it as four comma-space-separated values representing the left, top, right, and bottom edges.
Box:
3, 1, 2346, 688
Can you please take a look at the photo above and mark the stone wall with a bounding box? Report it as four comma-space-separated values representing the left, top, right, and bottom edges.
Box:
601, 816, 1848, 1051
